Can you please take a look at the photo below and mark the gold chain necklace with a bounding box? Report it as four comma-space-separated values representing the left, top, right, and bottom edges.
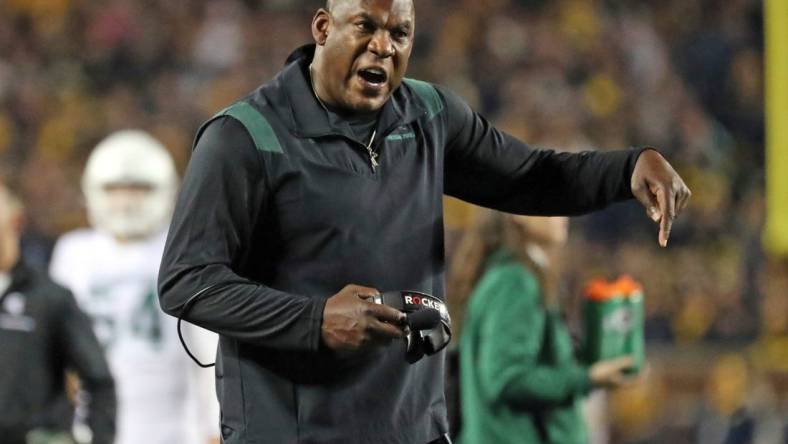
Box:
309, 65, 379, 170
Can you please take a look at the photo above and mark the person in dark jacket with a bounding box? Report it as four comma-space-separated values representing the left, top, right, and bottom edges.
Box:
157, 1, 690, 443
449, 210, 634, 444
0, 173, 116, 444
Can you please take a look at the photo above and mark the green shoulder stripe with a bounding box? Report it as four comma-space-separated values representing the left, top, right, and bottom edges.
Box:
215, 101, 283, 153
403, 78, 444, 120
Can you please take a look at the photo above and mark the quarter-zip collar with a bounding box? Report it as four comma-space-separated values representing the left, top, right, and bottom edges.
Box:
262, 44, 429, 145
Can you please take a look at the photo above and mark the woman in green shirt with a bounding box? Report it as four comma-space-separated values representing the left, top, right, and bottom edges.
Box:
448, 210, 634, 444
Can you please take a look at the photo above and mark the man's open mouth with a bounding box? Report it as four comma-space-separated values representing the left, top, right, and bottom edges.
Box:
358, 67, 388, 86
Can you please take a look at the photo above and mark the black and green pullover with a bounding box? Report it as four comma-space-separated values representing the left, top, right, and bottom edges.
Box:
158, 44, 643, 444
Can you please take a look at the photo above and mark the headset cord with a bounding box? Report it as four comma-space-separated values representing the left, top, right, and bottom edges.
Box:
176, 280, 243, 368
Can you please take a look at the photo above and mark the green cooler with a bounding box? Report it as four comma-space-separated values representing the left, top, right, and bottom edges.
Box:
582, 275, 645, 374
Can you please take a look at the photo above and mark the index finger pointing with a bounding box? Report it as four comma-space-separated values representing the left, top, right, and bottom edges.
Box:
656, 187, 675, 247
656, 186, 675, 247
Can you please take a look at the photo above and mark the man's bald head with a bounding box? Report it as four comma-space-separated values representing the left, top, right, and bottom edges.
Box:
325, 0, 414, 18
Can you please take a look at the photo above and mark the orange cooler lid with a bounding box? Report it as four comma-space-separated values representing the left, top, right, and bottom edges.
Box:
583, 278, 620, 301
584, 275, 644, 301
614, 275, 644, 297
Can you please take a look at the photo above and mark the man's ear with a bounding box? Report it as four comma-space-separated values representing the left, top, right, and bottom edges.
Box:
312, 8, 331, 46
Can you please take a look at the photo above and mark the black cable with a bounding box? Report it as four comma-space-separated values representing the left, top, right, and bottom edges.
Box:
176, 282, 229, 368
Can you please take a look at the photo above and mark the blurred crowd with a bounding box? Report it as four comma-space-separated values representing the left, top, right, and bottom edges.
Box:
0, 0, 781, 442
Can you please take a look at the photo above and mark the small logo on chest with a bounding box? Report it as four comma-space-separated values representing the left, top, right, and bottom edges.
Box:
386, 126, 416, 141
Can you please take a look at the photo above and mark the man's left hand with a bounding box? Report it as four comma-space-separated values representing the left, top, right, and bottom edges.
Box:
630, 149, 691, 247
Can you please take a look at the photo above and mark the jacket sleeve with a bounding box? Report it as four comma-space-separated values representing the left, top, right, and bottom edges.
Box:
439, 86, 645, 215
54, 289, 116, 444
157, 116, 326, 351
475, 266, 591, 407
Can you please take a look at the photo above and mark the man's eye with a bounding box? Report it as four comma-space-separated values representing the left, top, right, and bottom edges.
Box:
392, 29, 409, 40
356, 22, 374, 32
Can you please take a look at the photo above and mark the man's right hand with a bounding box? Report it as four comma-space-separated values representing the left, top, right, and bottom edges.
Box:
589, 356, 635, 389
321, 284, 408, 353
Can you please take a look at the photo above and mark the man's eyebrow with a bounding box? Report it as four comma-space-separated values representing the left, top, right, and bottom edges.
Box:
355, 12, 412, 30
355, 12, 379, 24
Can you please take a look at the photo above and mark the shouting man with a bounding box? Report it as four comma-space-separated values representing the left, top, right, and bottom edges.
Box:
158, 1, 690, 443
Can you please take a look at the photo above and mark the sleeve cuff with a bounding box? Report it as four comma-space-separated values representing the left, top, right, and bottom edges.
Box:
572, 364, 593, 395
308, 295, 329, 352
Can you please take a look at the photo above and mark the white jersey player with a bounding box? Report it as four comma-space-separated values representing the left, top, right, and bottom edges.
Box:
50, 130, 220, 444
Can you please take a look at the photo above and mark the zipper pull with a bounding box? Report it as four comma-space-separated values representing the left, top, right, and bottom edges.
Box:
369, 151, 379, 170
366, 129, 379, 171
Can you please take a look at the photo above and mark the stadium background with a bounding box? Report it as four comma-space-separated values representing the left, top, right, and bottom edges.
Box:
0, 0, 783, 443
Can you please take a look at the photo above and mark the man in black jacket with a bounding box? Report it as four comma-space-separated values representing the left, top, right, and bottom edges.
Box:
0, 174, 116, 444
158, 1, 690, 443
